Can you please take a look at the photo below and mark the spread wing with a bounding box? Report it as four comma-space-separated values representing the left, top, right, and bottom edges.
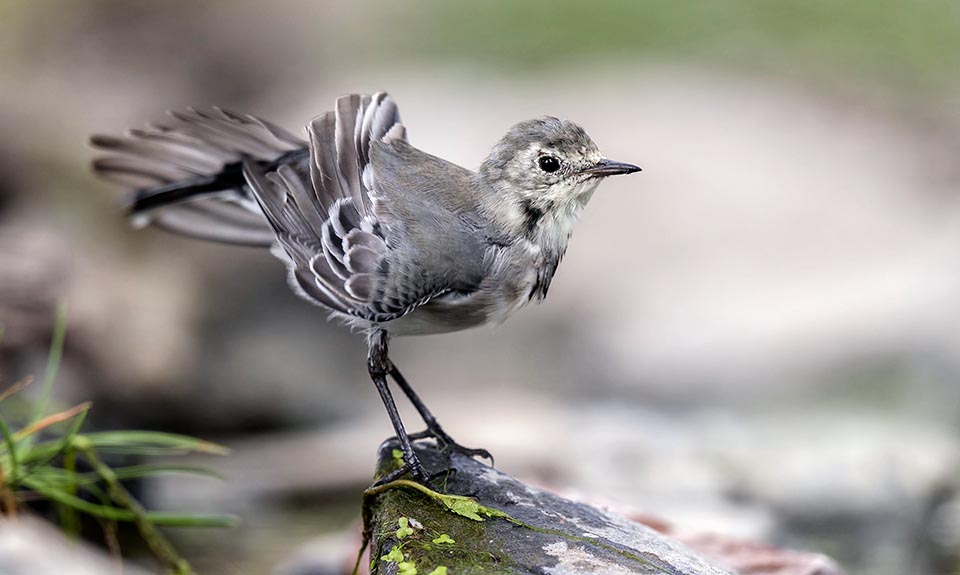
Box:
243, 92, 443, 322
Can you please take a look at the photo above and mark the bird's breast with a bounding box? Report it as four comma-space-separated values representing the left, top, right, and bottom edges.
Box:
381, 242, 546, 337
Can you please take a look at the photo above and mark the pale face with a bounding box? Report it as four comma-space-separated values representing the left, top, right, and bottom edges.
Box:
480, 117, 638, 212
507, 140, 605, 207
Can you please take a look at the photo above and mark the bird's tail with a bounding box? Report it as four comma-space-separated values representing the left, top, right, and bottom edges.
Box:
91, 107, 308, 246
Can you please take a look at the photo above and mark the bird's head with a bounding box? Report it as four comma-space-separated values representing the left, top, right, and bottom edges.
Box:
479, 116, 640, 211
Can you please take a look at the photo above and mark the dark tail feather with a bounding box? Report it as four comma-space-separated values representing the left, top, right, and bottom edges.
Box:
128, 162, 244, 213
91, 107, 308, 247
121, 159, 296, 247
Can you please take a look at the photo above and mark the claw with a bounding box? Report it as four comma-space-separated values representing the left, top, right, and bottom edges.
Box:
387, 428, 495, 467
442, 443, 495, 466
374, 460, 435, 489
424, 425, 495, 466
405, 430, 435, 442
373, 464, 412, 487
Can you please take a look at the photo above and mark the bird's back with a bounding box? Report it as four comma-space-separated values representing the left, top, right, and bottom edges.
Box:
370, 139, 493, 288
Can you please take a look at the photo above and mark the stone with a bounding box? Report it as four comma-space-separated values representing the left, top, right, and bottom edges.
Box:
0, 515, 154, 575
364, 441, 735, 575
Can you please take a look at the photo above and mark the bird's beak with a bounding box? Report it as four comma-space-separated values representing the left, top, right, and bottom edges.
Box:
581, 158, 642, 178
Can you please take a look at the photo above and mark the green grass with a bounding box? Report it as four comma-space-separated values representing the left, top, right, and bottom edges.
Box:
0, 306, 237, 575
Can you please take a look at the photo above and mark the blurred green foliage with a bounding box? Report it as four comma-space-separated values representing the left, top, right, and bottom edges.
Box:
0, 308, 236, 575
2, 0, 956, 95
391, 0, 959, 90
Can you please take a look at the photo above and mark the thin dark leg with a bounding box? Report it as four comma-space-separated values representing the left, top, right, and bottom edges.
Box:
389, 363, 494, 464
367, 330, 427, 484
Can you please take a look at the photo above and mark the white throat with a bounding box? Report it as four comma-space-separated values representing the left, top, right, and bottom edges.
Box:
533, 199, 582, 259
531, 179, 597, 258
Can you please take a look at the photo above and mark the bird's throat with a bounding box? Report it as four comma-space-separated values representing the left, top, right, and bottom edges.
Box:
529, 199, 582, 264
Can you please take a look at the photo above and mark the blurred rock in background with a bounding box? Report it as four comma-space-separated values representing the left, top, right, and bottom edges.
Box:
1, 1, 959, 574
0, 516, 153, 575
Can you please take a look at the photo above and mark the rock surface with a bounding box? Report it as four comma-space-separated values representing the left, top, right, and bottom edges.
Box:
365, 441, 735, 575
0, 515, 153, 575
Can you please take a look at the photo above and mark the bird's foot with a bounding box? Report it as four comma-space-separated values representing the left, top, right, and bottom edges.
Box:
443, 441, 495, 465
409, 424, 495, 466
374, 451, 432, 488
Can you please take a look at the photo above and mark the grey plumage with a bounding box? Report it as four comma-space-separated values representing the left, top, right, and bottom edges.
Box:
93, 106, 306, 246
91, 92, 640, 483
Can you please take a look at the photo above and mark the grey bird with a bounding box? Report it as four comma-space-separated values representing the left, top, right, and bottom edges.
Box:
91, 92, 640, 483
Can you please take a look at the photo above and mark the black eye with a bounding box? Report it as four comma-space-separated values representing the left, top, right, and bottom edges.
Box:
538, 155, 561, 173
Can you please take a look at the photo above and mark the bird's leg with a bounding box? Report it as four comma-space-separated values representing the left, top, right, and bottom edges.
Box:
367, 330, 428, 485
388, 363, 494, 465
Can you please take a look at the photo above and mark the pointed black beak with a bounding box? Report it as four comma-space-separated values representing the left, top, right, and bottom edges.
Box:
582, 158, 642, 177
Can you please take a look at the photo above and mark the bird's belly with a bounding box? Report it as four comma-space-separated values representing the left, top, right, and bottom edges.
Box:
382, 282, 533, 337
381, 245, 543, 337
380, 293, 495, 336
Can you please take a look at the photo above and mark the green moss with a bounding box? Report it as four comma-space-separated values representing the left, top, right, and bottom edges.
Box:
396, 516, 415, 539
361, 480, 513, 574
381, 545, 405, 563
360, 478, 679, 574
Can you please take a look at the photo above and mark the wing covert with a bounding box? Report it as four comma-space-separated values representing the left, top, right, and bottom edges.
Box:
244, 92, 446, 323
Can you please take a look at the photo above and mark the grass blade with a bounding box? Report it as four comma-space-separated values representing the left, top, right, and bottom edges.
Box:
21, 476, 238, 528
27, 464, 223, 487
142, 512, 240, 528
33, 302, 67, 422
18, 407, 90, 471
13, 402, 91, 443
81, 431, 229, 456
0, 375, 33, 404
17, 439, 73, 465
61, 446, 80, 539
104, 463, 225, 482
22, 476, 141, 521
0, 413, 19, 485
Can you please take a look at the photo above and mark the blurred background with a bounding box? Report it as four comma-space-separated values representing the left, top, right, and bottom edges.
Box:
1, 1, 959, 574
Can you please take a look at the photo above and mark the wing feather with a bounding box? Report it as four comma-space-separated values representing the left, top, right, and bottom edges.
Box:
238, 92, 455, 323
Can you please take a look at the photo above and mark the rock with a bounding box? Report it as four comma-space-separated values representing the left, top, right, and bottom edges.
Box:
273, 532, 359, 575
0, 515, 154, 575
364, 441, 735, 575
641, 522, 844, 575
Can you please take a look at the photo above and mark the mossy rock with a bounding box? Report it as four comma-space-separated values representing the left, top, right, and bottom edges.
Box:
362, 441, 733, 575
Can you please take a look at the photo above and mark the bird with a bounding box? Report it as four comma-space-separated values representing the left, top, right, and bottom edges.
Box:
90, 92, 641, 484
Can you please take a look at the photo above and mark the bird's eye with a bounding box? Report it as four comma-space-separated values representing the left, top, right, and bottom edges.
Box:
538, 155, 561, 173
